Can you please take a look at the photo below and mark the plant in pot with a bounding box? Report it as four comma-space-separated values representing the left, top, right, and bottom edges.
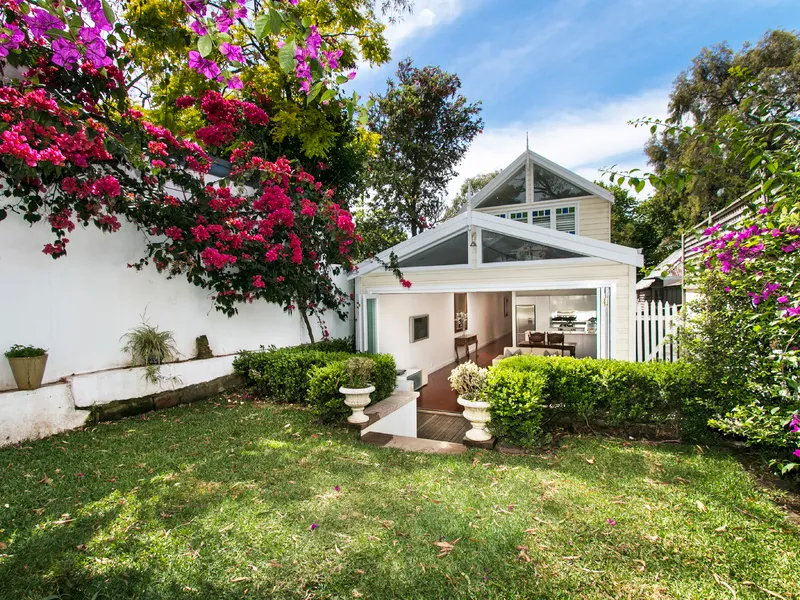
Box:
339, 357, 375, 424
448, 361, 492, 442
5, 345, 48, 390
121, 320, 179, 384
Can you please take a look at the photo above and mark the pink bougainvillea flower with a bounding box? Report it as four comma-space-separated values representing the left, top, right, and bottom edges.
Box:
607, 519, 616, 526
334, 485, 340, 492
309, 522, 318, 531
188, 50, 220, 80
794, 449, 800, 459
214, 11, 234, 33
175, 95, 196, 108
79, 27, 113, 67
26, 8, 64, 38
400, 278, 412, 289
784, 306, 800, 318
220, 42, 244, 63
0, 22, 24, 57
80, 0, 112, 31
226, 76, 243, 90
190, 20, 208, 36
778, 296, 789, 304
183, 0, 207, 16
51, 38, 81, 70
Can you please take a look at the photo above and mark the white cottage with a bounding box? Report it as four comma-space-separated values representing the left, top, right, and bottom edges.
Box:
351, 149, 642, 408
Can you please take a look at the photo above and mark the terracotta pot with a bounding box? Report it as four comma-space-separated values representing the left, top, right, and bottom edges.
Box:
339, 385, 375, 424
7, 353, 48, 390
457, 396, 492, 442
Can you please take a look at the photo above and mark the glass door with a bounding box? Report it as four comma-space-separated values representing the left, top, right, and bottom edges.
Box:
365, 297, 377, 355
596, 287, 611, 358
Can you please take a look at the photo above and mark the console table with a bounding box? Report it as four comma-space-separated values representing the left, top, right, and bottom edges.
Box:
454, 334, 478, 363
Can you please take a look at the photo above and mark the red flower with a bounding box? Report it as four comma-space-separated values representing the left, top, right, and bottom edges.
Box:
400, 278, 412, 289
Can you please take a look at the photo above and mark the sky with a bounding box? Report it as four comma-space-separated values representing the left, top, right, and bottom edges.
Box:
348, 0, 800, 198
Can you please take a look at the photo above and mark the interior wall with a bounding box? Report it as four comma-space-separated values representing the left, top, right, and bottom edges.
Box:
376, 291, 511, 372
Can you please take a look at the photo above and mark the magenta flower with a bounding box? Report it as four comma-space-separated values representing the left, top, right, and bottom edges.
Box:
607, 519, 616, 526
26, 8, 64, 38
309, 522, 318, 530
226, 75, 243, 89
794, 449, 800, 459
51, 38, 81, 70
183, 0, 207, 16
188, 50, 220, 80
80, 27, 112, 67
0, 22, 24, 57
334, 485, 340, 492
347, 70, 357, 80
778, 296, 789, 304
190, 20, 208, 36
220, 43, 244, 63
215, 11, 234, 33
784, 306, 800, 318
790, 414, 800, 433
80, 0, 112, 31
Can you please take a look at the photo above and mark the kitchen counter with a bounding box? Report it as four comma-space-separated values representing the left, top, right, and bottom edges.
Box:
562, 333, 597, 358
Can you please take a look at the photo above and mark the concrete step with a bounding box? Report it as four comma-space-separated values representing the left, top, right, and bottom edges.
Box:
348, 390, 418, 432
362, 432, 467, 455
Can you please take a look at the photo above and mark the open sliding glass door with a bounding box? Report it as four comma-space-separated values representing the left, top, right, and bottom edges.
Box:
361, 296, 378, 355
596, 287, 611, 359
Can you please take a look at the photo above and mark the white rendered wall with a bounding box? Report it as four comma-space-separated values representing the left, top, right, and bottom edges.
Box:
0, 218, 353, 390
376, 291, 511, 373
363, 399, 417, 438
0, 384, 88, 446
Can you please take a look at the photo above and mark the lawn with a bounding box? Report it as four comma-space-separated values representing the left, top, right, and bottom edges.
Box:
1, 396, 799, 599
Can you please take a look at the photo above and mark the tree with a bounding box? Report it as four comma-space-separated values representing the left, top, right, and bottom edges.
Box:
368, 58, 483, 235
643, 30, 800, 244
442, 170, 501, 220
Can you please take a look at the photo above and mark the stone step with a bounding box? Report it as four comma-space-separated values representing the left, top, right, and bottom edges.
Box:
361, 432, 467, 455
347, 390, 418, 432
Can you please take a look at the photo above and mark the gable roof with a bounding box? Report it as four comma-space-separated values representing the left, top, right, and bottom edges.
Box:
470, 149, 614, 210
351, 211, 642, 279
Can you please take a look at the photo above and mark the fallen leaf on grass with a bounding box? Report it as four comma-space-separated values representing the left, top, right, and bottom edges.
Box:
434, 538, 460, 557
715, 525, 727, 533
644, 535, 659, 543
230, 577, 249, 583
516, 545, 531, 562
355, 569, 365, 575
696, 501, 707, 512
75, 544, 87, 552
633, 559, 646, 572
335, 545, 342, 555
352, 591, 363, 598
586, 457, 595, 465
742, 581, 788, 600
713, 573, 737, 598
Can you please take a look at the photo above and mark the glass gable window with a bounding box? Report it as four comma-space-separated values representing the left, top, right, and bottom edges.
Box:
481, 230, 584, 263
533, 163, 591, 202
477, 165, 526, 208
555, 206, 576, 234
399, 232, 469, 267
509, 211, 528, 223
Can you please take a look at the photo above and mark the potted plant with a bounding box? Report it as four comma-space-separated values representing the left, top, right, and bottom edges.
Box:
339, 357, 375, 424
121, 319, 179, 384
448, 361, 491, 442
5, 345, 48, 390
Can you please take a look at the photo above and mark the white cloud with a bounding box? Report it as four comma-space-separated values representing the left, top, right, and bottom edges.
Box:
383, 0, 466, 49
449, 87, 670, 198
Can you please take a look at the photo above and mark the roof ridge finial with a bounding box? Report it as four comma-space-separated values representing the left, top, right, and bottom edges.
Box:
526, 131, 529, 152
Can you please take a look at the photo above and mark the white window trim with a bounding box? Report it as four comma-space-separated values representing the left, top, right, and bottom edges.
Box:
487, 202, 580, 235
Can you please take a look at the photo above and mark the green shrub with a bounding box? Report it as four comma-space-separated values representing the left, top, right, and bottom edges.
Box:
488, 355, 709, 441
233, 347, 352, 402
308, 353, 396, 423
486, 365, 547, 448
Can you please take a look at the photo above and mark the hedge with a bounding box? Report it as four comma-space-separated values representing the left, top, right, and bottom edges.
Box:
308, 354, 396, 423
232, 341, 395, 423
487, 355, 709, 447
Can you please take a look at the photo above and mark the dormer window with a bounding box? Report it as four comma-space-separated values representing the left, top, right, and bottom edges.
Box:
533, 163, 592, 202
475, 164, 526, 208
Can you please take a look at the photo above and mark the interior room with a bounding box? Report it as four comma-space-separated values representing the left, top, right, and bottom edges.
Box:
513, 289, 598, 358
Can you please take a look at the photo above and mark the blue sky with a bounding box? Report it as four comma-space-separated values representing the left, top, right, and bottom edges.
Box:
349, 0, 800, 197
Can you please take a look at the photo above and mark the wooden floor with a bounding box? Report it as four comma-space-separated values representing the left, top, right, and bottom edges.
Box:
417, 333, 512, 413
417, 411, 470, 444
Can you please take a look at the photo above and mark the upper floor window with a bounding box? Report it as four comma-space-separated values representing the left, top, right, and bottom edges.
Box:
555, 206, 576, 234
477, 164, 526, 208
533, 163, 592, 202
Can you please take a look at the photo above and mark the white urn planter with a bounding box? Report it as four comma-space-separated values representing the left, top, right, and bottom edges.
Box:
457, 396, 492, 442
340, 385, 375, 424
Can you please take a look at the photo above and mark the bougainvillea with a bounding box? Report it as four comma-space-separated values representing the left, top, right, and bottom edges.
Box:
610, 71, 800, 473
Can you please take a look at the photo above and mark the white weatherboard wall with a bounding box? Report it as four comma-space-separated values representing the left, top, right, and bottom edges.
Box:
0, 218, 353, 390
376, 292, 511, 373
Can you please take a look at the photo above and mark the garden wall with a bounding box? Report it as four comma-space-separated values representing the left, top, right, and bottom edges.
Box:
0, 217, 354, 391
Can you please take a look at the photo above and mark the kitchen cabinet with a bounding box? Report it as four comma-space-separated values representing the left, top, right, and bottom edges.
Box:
563, 333, 597, 359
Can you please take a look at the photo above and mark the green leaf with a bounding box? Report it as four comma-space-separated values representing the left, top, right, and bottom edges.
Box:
198, 35, 213, 58
101, 0, 115, 27
254, 14, 270, 40
320, 89, 336, 103
278, 39, 296, 74
301, 16, 312, 27
307, 81, 323, 103
269, 8, 283, 34
336, 75, 349, 85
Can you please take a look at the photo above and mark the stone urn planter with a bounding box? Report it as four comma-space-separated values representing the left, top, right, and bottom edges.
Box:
7, 353, 48, 391
339, 385, 375, 424
457, 396, 492, 442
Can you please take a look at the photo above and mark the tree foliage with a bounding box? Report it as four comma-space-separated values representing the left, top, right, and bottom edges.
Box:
442, 170, 501, 220
368, 58, 483, 235
639, 29, 800, 263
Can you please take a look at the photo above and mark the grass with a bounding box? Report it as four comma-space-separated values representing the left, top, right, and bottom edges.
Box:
1, 396, 799, 599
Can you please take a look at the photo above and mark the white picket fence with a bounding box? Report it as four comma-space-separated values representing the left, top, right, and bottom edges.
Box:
635, 301, 681, 363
